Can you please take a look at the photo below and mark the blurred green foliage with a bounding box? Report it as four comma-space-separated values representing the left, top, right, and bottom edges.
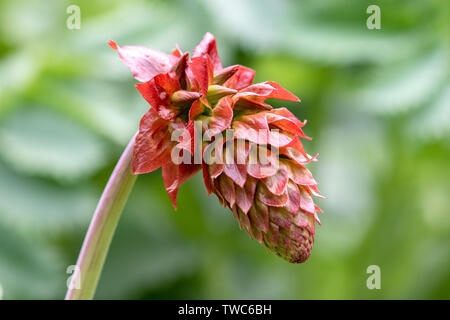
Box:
0, 0, 449, 299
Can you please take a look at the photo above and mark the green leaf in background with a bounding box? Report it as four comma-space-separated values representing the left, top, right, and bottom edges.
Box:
347, 49, 448, 115
0, 50, 40, 116
29, 78, 142, 145
408, 84, 450, 142
95, 176, 200, 299
0, 107, 109, 182
0, 161, 96, 231
0, 222, 64, 299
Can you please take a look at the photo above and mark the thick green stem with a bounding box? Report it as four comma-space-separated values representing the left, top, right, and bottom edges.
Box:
65, 134, 137, 300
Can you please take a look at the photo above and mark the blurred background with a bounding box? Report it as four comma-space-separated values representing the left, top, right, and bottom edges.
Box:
0, 0, 449, 299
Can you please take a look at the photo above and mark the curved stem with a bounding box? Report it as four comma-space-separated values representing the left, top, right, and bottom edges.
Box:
65, 134, 137, 300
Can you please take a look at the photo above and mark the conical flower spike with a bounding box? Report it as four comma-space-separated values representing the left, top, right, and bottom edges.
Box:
109, 32, 323, 263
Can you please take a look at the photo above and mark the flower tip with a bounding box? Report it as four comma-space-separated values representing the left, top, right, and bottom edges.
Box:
202, 32, 217, 42
169, 197, 178, 210
289, 94, 301, 103
315, 217, 322, 225
172, 43, 183, 57
108, 40, 118, 50
307, 153, 319, 162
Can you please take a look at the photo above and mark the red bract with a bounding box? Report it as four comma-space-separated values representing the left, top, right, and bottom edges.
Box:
110, 32, 323, 263
108, 40, 179, 82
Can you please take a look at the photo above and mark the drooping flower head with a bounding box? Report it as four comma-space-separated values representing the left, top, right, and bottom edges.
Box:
109, 33, 323, 263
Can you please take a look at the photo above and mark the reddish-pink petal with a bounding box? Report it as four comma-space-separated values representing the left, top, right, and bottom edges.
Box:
213, 178, 226, 206
248, 200, 269, 233
204, 139, 225, 178
236, 112, 269, 130
285, 137, 311, 158
189, 55, 214, 96
235, 140, 250, 165
231, 206, 240, 226
171, 44, 183, 57
193, 32, 222, 71
170, 52, 189, 88
233, 122, 266, 145
205, 96, 233, 139
251, 225, 263, 244
162, 163, 178, 207
162, 161, 201, 209
306, 184, 325, 199
175, 121, 193, 153
247, 145, 278, 179
235, 186, 251, 214
268, 130, 295, 148
154, 72, 180, 94
224, 162, 247, 188
265, 222, 279, 246
132, 108, 174, 174
257, 183, 288, 207
314, 213, 321, 225
108, 40, 118, 50
285, 181, 301, 215
262, 168, 289, 196
235, 177, 257, 214
235, 82, 274, 100
281, 146, 318, 166
209, 163, 224, 179
282, 160, 317, 186
234, 81, 300, 109
232, 112, 270, 145
238, 207, 252, 234
188, 99, 205, 121
202, 162, 212, 195
269, 207, 291, 229
136, 73, 181, 121
233, 98, 273, 110
267, 108, 305, 128
293, 212, 315, 233
218, 174, 236, 208
267, 109, 306, 141
264, 81, 300, 102
223, 65, 255, 90
267, 117, 303, 135
267, 108, 308, 138
299, 186, 315, 215
223, 138, 247, 187
109, 41, 177, 82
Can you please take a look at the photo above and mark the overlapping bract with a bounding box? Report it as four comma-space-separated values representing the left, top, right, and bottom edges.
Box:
109, 33, 323, 263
